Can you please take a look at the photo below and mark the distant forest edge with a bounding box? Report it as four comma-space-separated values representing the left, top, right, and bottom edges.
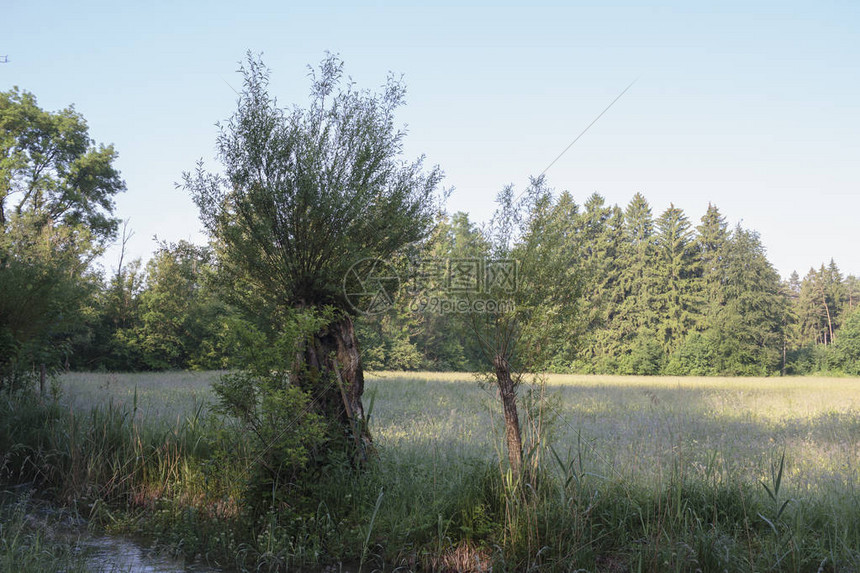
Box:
69, 195, 859, 377
2, 85, 858, 380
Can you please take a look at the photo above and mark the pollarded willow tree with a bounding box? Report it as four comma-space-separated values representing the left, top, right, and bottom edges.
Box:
470, 177, 582, 482
183, 54, 442, 457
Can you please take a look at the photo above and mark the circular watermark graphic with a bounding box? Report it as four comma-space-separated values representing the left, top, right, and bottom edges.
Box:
343, 258, 401, 316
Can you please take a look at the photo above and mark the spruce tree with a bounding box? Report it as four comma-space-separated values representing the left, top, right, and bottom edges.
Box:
654, 204, 700, 353
712, 226, 785, 374
694, 203, 730, 320
616, 193, 661, 373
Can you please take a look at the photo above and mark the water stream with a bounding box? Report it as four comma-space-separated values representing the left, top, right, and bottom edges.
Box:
8, 493, 354, 573
65, 522, 357, 573
17, 501, 224, 573
77, 532, 358, 572
78, 534, 220, 573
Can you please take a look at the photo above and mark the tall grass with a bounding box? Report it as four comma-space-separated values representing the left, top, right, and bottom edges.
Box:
356, 372, 860, 570
0, 491, 91, 573
0, 383, 254, 569
3, 371, 860, 571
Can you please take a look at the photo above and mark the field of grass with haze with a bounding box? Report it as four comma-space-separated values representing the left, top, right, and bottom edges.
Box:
35, 371, 860, 571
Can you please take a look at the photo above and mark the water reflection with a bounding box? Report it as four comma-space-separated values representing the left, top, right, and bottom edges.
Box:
80, 534, 220, 573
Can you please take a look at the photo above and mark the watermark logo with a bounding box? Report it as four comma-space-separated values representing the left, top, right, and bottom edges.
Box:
344, 257, 517, 316
343, 258, 401, 316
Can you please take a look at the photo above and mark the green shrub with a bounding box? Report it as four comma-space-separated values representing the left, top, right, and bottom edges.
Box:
829, 309, 860, 375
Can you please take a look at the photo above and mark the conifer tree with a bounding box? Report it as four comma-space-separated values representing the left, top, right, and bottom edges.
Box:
694, 203, 730, 323
575, 194, 620, 368
653, 204, 700, 352
712, 226, 785, 374
616, 193, 661, 372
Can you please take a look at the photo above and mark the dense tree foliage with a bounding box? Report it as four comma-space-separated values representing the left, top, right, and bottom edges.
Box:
351, 194, 857, 377
0, 88, 124, 388
3, 85, 857, 381
52, 191, 860, 378
184, 55, 441, 315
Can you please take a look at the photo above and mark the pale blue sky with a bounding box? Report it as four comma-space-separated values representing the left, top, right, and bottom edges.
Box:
3, 1, 858, 278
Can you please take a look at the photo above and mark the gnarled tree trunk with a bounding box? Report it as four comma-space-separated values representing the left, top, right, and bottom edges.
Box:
296, 314, 372, 463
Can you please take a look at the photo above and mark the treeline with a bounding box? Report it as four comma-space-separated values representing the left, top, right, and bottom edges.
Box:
358, 193, 860, 376
3, 86, 859, 380
63, 193, 859, 377
70, 240, 233, 371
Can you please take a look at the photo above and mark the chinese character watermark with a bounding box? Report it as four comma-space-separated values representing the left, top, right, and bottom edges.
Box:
343, 258, 401, 316
344, 257, 518, 316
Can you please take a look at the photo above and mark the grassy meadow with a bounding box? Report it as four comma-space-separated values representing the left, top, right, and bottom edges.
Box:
4, 371, 860, 571
367, 372, 860, 499
57, 370, 860, 498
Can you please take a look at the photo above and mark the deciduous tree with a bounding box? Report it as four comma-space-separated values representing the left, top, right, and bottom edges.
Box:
0, 88, 124, 387
471, 178, 581, 481
183, 54, 442, 459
